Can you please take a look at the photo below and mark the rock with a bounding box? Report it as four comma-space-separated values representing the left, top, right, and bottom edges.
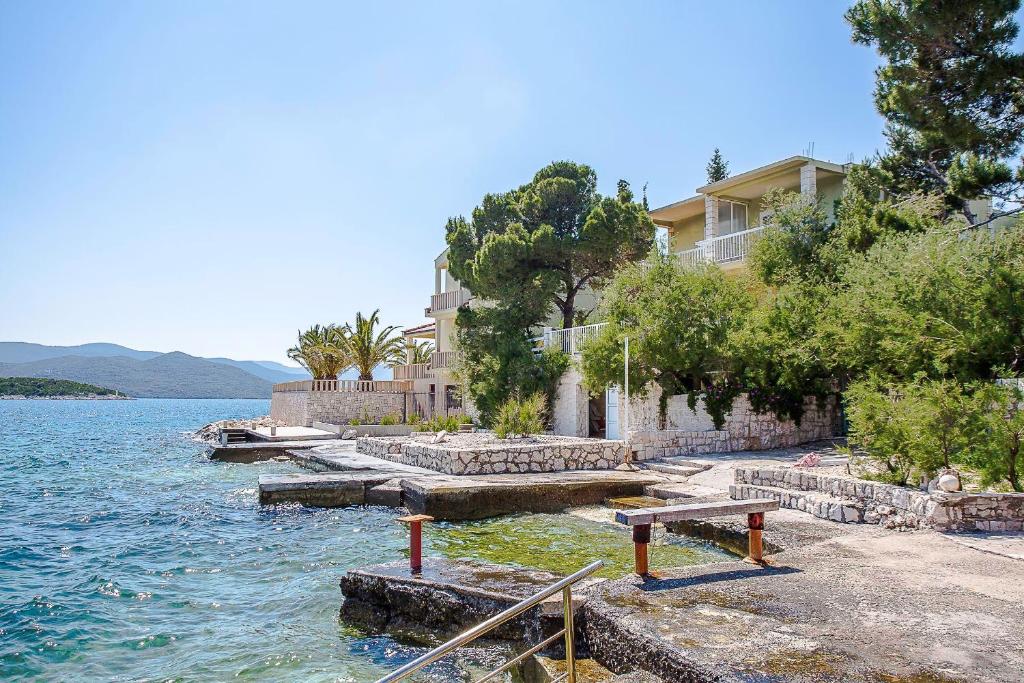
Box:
431, 430, 448, 444
937, 471, 961, 493
341, 429, 358, 440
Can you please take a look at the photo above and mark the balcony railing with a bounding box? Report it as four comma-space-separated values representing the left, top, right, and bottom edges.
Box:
674, 224, 767, 267
393, 363, 429, 380
430, 350, 458, 370
272, 379, 412, 393
543, 323, 609, 356
427, 289, 471, 316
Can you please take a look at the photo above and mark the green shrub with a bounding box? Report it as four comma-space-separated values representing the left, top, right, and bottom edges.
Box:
379, 414, 400, 426
966, 383, 1024, 492
493, 393, 546, 439
411, 413, 471, 433
407, 413, 423, 426
348, 417, 360, 426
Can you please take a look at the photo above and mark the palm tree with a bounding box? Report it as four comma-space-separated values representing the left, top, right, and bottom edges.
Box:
287, 324, 350, 379
408, 340, 434, 365
346, 309, 405, 381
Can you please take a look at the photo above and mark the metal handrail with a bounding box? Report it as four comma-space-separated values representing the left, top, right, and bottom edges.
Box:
375, 560, 604, 683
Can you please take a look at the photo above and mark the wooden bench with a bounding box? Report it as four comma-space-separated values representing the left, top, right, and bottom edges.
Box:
615, 499, 780, 574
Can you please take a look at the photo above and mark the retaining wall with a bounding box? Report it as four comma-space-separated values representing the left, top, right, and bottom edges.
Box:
357, 435, 623, 475
270, 390, 405, 427
733, 467, 1024, 532
624, 389, 840, 460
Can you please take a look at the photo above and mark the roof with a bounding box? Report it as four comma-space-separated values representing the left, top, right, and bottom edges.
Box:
403, 322, 435, 338
696, 155, 845, 195
649, 194, 705, 226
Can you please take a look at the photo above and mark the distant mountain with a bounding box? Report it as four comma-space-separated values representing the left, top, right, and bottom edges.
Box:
0, 341, 161, 363
204, 357, 309, 384
0, 342, 309, 384
0, 352, 272, 398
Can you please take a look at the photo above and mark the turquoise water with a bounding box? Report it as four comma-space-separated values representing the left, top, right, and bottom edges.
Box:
0, 399, 726, 682
0, 399, 504, 682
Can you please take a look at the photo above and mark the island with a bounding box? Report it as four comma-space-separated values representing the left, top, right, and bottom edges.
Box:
0, 377, 132, 399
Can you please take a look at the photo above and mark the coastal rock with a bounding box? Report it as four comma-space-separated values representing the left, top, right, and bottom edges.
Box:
193, 415, 284, 443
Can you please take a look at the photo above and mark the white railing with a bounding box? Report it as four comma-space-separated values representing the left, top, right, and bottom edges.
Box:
393, 363, 430, 380
273, 379, 412, 393
430, 350, 457, 370
672, 224, 767, 268
707, 224, 765, 263
544, 323, 609, 355
428, 289, 470, 315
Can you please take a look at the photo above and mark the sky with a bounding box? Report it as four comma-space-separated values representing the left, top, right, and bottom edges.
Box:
1, 1, 900, 364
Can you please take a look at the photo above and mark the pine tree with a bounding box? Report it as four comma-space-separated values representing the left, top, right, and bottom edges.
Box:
706, 148, 729, 183
846, 0, 1024, 224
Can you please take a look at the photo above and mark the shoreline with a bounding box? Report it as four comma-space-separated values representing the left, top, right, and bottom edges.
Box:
0, 394, 134, 400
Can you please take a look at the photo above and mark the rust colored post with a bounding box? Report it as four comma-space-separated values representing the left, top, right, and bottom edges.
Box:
747, 512, 764, 564
397, 514, 434, 573
632, 523, 651, 576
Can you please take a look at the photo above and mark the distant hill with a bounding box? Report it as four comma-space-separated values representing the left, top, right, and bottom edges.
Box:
0, 342, 310, 384
0, 352, 273, 398
0, 377, 120, 397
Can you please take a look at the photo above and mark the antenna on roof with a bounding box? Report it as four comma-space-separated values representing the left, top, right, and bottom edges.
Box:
846, 152, 854, 164
804, 141, 815, 158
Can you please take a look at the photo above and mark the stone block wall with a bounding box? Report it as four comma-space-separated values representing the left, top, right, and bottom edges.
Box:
552, 368, 589, 437
623, 387, 839, 460
270, 390, 405, 427
733, 466, 1024, 532
357, 435, 623, 475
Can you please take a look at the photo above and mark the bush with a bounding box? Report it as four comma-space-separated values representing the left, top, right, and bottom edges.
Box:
412, 413, 470, 433
967, 383, 1024, 492
380, 414, 400, 426
348, 417, 360, 426
493, 393, 546, 439
407, 413, 423, 426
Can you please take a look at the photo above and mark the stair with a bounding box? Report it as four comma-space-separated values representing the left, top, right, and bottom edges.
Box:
730, 483, 866, 524
643, 459, 712, 478
220, 428, 249, 444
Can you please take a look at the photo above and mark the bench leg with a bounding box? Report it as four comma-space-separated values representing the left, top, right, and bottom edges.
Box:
746, 512, 764, 564
633, 523, 651, 576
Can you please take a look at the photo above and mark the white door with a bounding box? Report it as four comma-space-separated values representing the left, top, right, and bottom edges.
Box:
605, 388, 620, 440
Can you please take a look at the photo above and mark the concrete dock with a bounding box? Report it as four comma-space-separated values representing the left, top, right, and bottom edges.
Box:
252, 442, 663, 519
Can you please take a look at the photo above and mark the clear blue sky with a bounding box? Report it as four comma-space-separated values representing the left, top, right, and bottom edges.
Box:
1, 1, 898, 363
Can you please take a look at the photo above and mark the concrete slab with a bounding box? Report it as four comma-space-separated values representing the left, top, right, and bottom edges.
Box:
583, 525, 1024, 682
258, 472, 396, 506
208, 439, 328, 462
246, 426, 338, 442
943, 530, 1024, 561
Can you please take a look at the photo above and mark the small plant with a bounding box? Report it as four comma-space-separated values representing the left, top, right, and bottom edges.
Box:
361, 408, 372, 425
411, 413, 470, 432
493, 393, 546, 439
379, 414, 400, 426
407, 413, 423, 426
348, 417, 360, 426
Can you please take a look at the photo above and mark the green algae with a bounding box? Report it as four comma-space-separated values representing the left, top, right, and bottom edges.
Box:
426, 512, 730, 578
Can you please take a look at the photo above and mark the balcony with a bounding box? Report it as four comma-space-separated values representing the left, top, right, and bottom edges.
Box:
542, 323, 609, 356
676, 224, 767, 267
427, 289, 471, 316
393, 363, 430, 380
430, 350, 458, 370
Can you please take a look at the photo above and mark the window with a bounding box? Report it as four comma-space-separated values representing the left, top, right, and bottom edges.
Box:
716, 200, 748, 235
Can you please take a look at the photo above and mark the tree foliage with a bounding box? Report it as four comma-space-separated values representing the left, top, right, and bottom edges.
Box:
706, 148, 729, 183
452, 305, 569, 428
287, 324, 350, 380
446, 161, 655, 328
346, 309, 405, 381
846, 0, 1024, 222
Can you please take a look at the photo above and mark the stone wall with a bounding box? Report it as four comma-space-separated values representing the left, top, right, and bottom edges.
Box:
270, 390, 405, 427
552, 368, 589, 437
623, 387, 840, 460
733, 466, 1024, 532
357, 435, 623, 475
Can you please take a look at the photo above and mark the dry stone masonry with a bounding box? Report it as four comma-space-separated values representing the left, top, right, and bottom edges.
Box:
732, 466, 1024, 532
271, 389, 405, 427
624, 390, 839, 460
357, 433, 623, 475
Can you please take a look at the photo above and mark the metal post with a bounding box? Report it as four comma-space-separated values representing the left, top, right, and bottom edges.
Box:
397, 514, 433, 573
746, 512, 764, 564
562, 586, 576, 683
632, 523, 650, 576
624, 336, 631, 465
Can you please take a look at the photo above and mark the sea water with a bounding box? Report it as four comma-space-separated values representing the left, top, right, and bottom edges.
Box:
0, 399, 726, 682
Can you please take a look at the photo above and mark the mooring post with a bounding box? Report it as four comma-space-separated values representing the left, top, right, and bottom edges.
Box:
396, 514, 433, 573
632, 523, 651, 576
746, 512, 764, 564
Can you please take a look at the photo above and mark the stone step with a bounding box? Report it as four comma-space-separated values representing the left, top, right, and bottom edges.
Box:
366, 479, 404, 507
645, 463, 706, 477
730, 483, 868, 524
